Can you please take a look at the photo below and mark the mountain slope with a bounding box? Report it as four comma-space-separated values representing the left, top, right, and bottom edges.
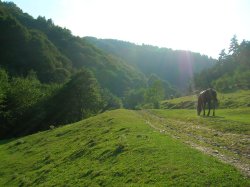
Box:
0, 109, 248, 186
0, 2, 146, 96
86, 37, 216, 91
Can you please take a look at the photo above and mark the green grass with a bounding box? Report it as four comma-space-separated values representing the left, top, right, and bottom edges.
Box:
151, 108, 250, 134
218, 90, 250, 108
0, 109, 249, 186
162, 89, 250, 109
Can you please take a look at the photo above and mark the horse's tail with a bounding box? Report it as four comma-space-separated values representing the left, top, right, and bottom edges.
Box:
197, 95, 202, 116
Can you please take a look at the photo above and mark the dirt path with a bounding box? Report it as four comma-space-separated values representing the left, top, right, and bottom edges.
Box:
138, 110, 250, 177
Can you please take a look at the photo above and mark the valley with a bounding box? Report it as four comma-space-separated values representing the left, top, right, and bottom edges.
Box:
0, 1, 249, 186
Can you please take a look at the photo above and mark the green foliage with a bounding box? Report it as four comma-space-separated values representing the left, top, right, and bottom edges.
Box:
0, 110, 248, 186
193, 36, 250, 92
124, 75, 176, 109
48, 69, 103, 124
101, 89, 123, 110
0, 68, 114, 139
7, 74, 43, 118
0, 69, 9, 130
124, 88, 146, 109
145, 78, 165, 108
0, 70, 60, 138
12, 69, 104, 137
0, 69, 8, 105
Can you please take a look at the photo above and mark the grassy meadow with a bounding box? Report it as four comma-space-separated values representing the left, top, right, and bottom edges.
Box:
0, 109, 249, 186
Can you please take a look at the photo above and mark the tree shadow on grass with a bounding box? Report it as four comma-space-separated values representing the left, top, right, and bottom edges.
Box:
0, 138, 16, 145
210, 116, 225, 119
200, 115, 225, 119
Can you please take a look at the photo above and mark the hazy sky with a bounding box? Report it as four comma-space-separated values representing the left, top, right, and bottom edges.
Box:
6, 0, 250, 58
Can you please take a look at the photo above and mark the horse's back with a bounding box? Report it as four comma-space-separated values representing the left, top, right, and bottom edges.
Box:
199, 90, 206, 95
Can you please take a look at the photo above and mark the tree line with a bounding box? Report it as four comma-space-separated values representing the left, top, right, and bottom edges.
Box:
193, 35, 250, 92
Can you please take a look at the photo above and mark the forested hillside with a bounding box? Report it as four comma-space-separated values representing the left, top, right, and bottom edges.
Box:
193, 35, 250, 92
0, 1, 144, 138
0, 2, 145, 96
85, 37, 216, 91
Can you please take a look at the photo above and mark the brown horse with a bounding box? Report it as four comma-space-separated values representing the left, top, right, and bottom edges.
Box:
197, 88, 218, 116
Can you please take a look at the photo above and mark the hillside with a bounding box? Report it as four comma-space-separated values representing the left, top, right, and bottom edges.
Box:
0, 1, 146, 96
0, 109, 249, 186
85, 37, 216, 91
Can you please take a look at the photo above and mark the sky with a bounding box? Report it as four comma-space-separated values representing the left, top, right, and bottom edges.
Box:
5, 0, 250, 58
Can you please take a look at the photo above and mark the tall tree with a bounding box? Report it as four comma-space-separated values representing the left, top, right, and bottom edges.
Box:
145, 79, 165, 108
218, 49, 227, 62
229, 35, 239, 55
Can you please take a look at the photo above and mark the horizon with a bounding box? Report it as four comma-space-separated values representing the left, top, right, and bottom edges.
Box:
5, 0, 250, 58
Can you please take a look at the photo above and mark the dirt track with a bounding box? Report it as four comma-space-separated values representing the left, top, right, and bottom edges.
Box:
139, 110, 250, 177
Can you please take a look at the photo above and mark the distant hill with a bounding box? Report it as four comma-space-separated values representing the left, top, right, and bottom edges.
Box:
85, 37, 216, 92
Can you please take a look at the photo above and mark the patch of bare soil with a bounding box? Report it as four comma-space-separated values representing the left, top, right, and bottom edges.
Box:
139, 110, 250, 177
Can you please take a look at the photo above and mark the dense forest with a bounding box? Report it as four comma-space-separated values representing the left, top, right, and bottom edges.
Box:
1, 1, 248, 139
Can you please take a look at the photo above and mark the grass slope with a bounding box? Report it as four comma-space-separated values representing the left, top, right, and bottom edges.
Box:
161, 90, 250, 109
0, 109, 249, 186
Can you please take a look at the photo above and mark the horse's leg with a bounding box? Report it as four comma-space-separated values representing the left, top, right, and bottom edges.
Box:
207, 101, 211, 116
203, 102, 206, 116
213, 102, 215, 116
